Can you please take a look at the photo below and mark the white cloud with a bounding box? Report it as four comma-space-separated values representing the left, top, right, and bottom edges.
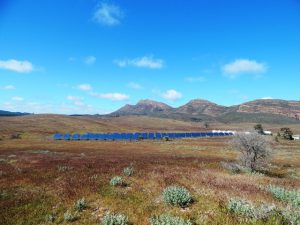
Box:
90, 92, 129, 101
84, 56, 96, 65
1, 101, 111, 115
2, 85, 15, 90
11, 96, 24, 101
127, 82, 142, 89
222, 59, 267, 78
93, 2, 124, 26
261, 96, 273, 100
161, 89, 182, 101
185, 76, 206, 83
67, 96, 82, 101
66, 95, 85, 106
0, 59, 34, 73
77, 84, 93, 91
115, 56, 164, 69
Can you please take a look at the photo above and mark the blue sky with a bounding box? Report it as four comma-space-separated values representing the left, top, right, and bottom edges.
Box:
0, 0, 300, 114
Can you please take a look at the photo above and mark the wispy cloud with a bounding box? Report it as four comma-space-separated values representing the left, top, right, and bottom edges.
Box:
161, 89, 182, 101
77, 84, 93, 91
115, 56, 164, 69
11, 96, 24, 101
185, 76, 206, 83
84, 56, 96, 65
0, 59, 34, 73
90, 92, 129, 101
127, 82, 143, 89
1, 85, 15, 90
66, 95, 84, 106
222, 59, 267, 78
93, 2, 124, 26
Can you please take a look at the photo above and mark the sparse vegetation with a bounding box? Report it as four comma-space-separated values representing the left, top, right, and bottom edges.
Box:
123, 166, 134, 176
64, 211, 77, 222
281, 206, 300, 225
254, 123, 264, 135
163, 186, 193, 208
1, 115, 300, 224
102, 213, 129, 225
57, 165, 73, 172
74, 198, 88, 212
227, 198, 276, 220
231, 132, 272, 172
10, 133, 21, 139
45, 214, 56, 222
280, 127, 294, 140
267, 185, 300, 207
110, 176, 125, 187
150, 214, 193, 225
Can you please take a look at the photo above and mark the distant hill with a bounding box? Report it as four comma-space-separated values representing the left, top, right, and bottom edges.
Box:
109, 99, 300, 124
0, 110, 31, 117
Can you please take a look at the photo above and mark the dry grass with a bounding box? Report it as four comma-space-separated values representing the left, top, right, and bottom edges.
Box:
0, 115, 300, 224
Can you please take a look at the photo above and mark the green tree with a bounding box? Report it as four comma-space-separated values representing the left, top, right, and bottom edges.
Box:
254, 124, 264, 135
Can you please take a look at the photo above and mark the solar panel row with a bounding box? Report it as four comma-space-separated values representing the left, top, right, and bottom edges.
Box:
53, 132, 234, 141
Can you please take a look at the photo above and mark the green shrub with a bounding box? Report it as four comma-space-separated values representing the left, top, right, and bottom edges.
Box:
74, 198, 88, 212
110, 176, 125, 187
57, 165, 73, 172
267, 185, 300, 207
281, 206, 300, 225
150, 214, 193, 225
163, 186, 193, 208
227, 198, 276, 220
64, 210, 77, 222
123, 166, 134, 176
45, 214, 56, 222
102, 213, 129, 225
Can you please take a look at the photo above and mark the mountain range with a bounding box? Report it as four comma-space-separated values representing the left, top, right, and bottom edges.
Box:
109, 99, 300, 124
0, 110, 31, 117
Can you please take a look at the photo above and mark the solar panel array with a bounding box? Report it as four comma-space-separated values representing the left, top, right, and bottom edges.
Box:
53, 131, 234, 141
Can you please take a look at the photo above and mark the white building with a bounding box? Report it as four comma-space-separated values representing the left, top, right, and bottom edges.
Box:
292, 135, 300, 140
263, 131, 272, 135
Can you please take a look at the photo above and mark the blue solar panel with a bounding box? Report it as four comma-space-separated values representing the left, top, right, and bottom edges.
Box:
174, 133, 180, 139
95, 134, 101, 140
186, 133, 191, 137
142, 133, 148, 139
125, 133, 132, 140
191, 133, 197, 138
72, 134, 80, 140
53, 133, 62, 140
88, 133, 96, 140
155, 133, 162, 139
148, 133, 154, 139
64, 134, 71, 140
132, 133, 139, 140
120, 133, 126, 140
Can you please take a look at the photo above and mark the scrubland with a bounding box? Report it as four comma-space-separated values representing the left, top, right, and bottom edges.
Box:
0, 115, 300, 224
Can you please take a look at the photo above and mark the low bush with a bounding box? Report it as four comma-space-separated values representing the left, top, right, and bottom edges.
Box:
227, 198, 276, 220
74, 198, 88, 212
45, 214, 56, 222
57, 165, 73, 172
267, 185, 300, 207
281, 206, 300, 225
150, 214, 193, 225
110, 176, 125, 187
64, 210, 77, 222
102, 213, 129, 225
123, 166, 134, 177
163, 186, 193, 208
